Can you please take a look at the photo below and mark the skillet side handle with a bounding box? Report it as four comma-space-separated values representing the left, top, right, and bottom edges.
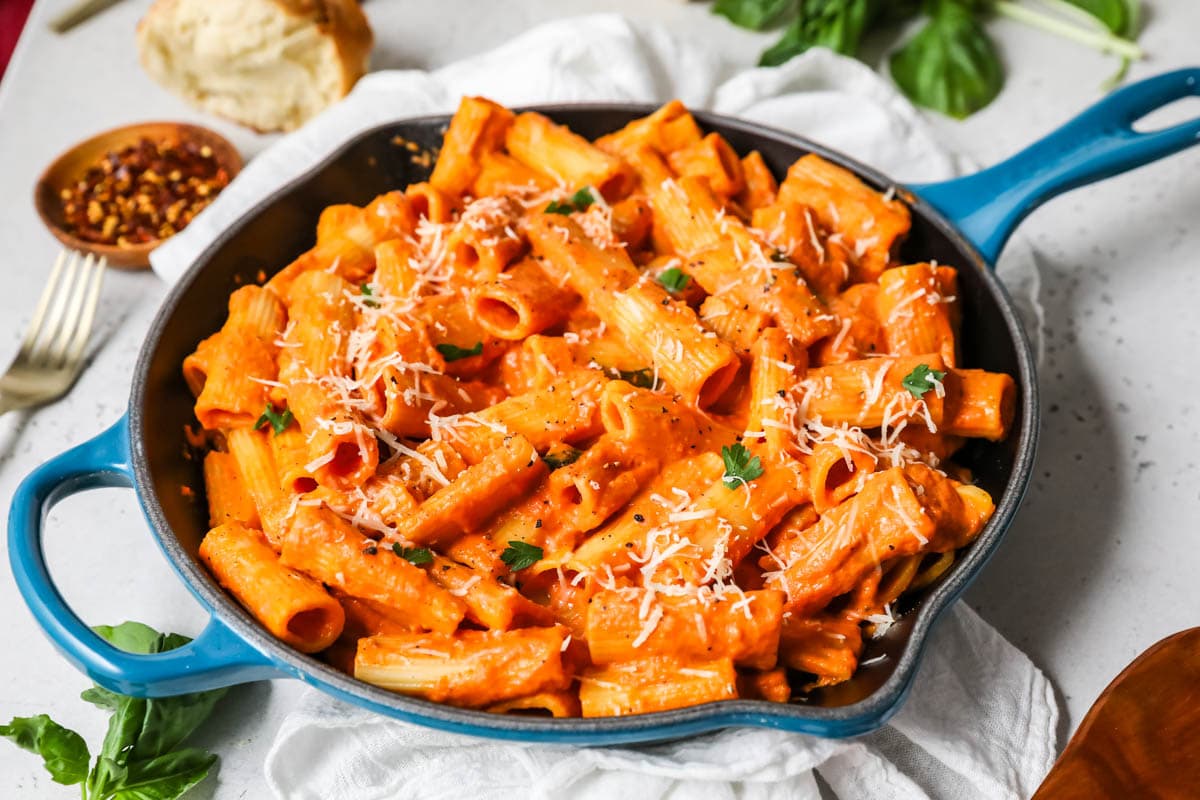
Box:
911, 67, 1200, 266
7, 415, 283, 697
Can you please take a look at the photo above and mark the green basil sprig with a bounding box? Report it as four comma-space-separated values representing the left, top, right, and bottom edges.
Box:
890, 1, 1003, 119
1, 622, 229, 800
714, 0, 1142, 118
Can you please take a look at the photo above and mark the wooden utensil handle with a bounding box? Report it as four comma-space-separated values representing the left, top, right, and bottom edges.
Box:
1033, 627, 1200, 799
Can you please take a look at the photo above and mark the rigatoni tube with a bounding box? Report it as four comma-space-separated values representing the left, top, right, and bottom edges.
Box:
199, 522, 344, 653
355, 627, 570, 707
278, 504, 466, 634
584, 589, 784, 670
578, 656, 737, 717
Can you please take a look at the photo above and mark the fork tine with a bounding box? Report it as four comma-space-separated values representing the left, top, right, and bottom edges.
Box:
16, 250, 68, 360
27, 251, 81, 365
50, 253, 97, 363
50, 253, 100, 364
61, 256, 106, 370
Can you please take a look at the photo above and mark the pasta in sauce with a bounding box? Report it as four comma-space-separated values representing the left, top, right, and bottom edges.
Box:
187, 98, 1015, 717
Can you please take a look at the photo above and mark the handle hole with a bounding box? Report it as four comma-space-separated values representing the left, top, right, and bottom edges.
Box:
1132, 95, 1200, 133
44, 488, 209, 638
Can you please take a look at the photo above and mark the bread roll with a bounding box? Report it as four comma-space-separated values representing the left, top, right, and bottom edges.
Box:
137, 0, 373, 132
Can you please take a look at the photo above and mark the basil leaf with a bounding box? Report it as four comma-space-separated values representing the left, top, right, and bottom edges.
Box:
81, 686, 125, 711
760, 18, 814, 66
1124, 0, 1140, 37
98, 696, 146, 768
760, 0, 876, 66
91, 756, 129, 793
158, 633, 192, 653
92, 625, 161, 772
436, 342, 483, 362
95, 623, 193, 657
132, 689, 228, 763
713, 0, 793, 31
874, 0, 921, 24
0, 715, 90, 785
545, 199, 574, 215
889, 1, 1003, 119
13, 623, 229, 800
91, 625, 228, 765
89, 625, 156, 793
94, 621, 163, 655
105, 747, 217, 799
1062, 0, 1129, 34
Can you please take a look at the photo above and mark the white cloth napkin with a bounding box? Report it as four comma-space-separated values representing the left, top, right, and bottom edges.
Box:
264, 603, 1055, 800
149, 14, 1053, 799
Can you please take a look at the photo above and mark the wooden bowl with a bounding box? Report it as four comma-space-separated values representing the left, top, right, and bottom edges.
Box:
34, 122, 243, 270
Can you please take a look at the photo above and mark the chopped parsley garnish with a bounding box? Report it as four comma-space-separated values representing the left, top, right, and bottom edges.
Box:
501, 540, 543, 571
392, 544, 433, 566
902, 363, 946, 399
657, 267, 691, 292
721, 443, 763, 489
360, 283, 379, 307
544, 186, 597, 215
254, 403, 294, 435
436, 341, 483, 362
542, 448, 582, 470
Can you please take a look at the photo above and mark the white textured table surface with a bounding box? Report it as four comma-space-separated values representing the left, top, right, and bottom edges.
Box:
1, 1, 1198, 796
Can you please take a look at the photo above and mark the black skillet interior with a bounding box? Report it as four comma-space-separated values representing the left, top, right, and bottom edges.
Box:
133, 105, 1028, 722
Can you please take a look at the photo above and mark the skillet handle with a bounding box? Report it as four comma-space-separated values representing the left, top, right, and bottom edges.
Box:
7, 414, 283, 696
911, 67, 1200, 265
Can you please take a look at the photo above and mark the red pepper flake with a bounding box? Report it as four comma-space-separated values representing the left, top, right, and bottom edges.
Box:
59, 137, 231, 246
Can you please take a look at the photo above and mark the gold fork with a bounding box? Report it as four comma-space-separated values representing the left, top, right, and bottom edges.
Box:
0, 251, 106, 415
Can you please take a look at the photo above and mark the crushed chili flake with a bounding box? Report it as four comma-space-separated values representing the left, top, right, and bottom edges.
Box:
59, 137, 231, 246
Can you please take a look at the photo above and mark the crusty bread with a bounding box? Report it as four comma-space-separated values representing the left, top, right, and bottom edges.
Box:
137, 0, 373, 132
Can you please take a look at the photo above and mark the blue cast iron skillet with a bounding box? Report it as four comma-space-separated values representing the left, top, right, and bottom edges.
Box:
10, 69, 1200, 745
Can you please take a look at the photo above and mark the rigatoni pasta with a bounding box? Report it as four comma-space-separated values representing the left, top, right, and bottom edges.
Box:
198, 522, 344, 653
186, 97, 1015, 716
